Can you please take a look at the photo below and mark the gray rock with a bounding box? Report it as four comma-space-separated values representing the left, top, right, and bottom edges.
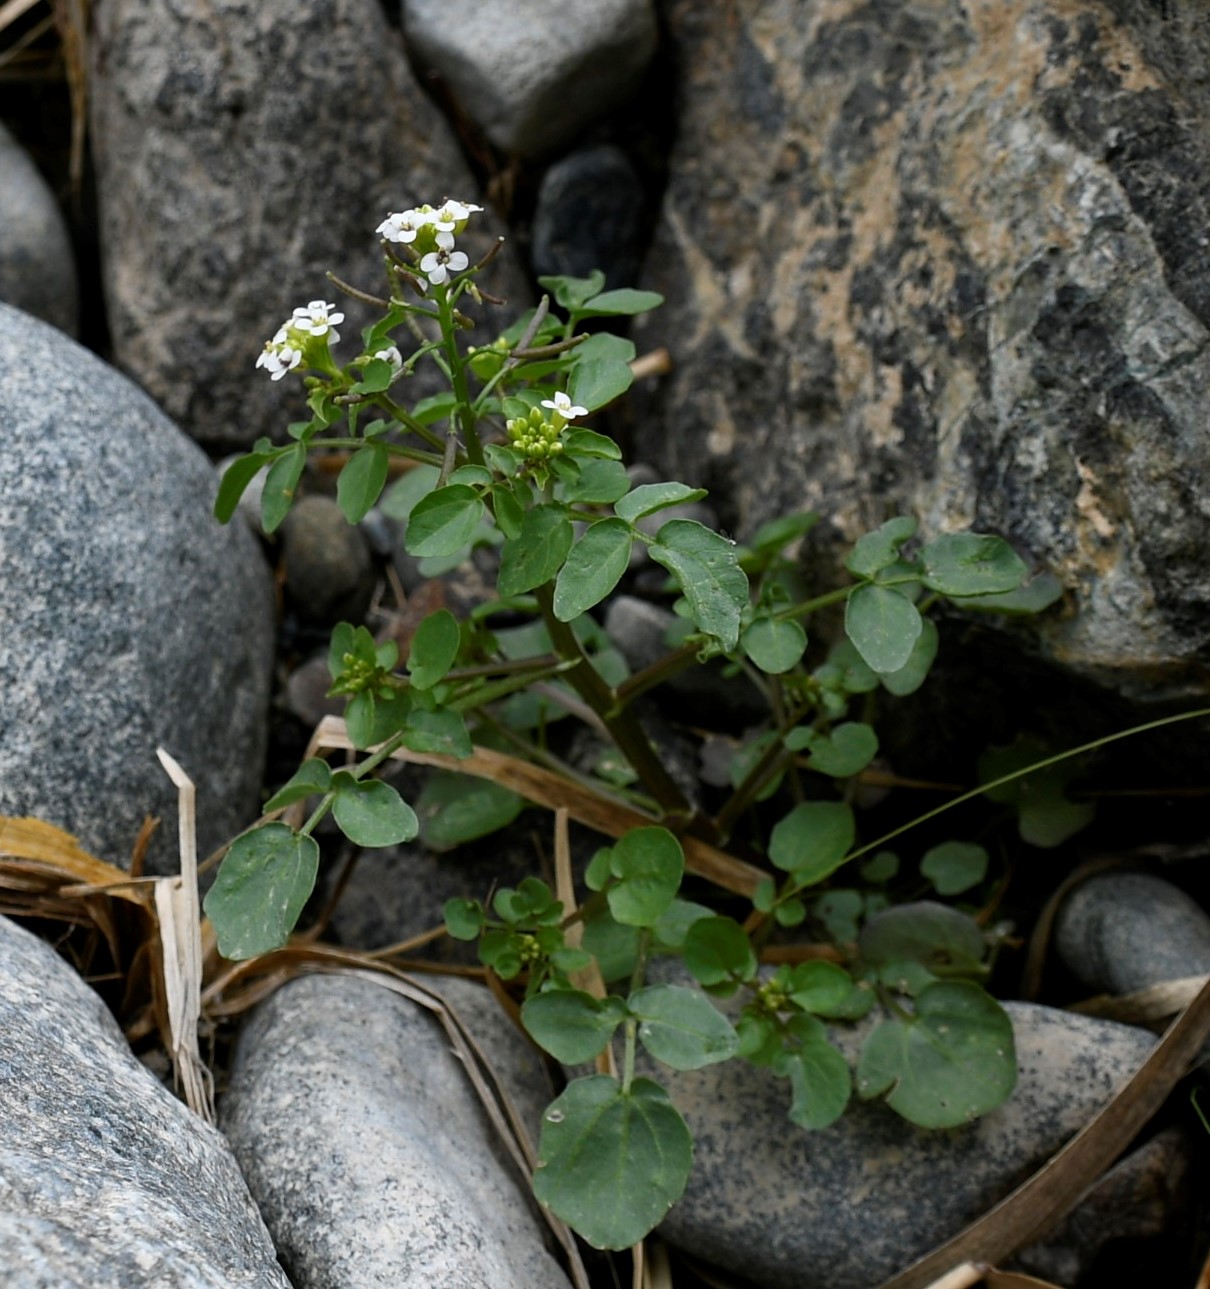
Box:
281, 494, 375, 625
532, 145, 647, 286
402, 0, 658, 157
0, 304, 274, 873
633, 0, 1210, 697
651, 999, 1155, 1289
89, 0, 529, 451
0, 914, 289, 1288
222, 972, 570, 1289
282, 651, 344, 730
0, 123, 78, 336
1055, 870, 1210, 995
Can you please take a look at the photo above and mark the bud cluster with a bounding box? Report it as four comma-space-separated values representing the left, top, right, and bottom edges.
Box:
506, 407, 566, 462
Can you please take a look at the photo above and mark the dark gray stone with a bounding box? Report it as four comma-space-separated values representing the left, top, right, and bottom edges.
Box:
222, 972, 570, 1289
634, 0, 1210, 697
1055, 869, 1210, 995
0, 914, 289, 1288
281, 495, 375, 625
0, 123, 78, 336
402, 0, 658, 157
89, 0, 529, 450
650, 998, 1155, 1289
0, 304, 274, 873
532, 145, 647, 286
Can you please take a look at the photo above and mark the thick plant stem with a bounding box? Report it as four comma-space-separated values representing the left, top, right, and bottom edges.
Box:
534, 586, 695, 826
436, 286, 485, 467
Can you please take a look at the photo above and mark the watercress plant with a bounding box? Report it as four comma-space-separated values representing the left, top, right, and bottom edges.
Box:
208, 198, 1065, 1251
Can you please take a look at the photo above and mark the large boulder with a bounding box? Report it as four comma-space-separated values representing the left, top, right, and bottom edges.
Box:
222, 972, 571, 1289
89, 0, 530, 451
0, 304, 274, 873
0, 122, 78, 336
635, 0, 1210, 696
0, 914, 290, 1288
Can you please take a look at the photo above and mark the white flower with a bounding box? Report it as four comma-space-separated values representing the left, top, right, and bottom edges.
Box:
255, 339, 302, 381
433, 199, 483, 229
290, 300, 344, 342
419, 247, 469, 285
541, 391, 588, 420
372, 346, 403, 374
376, 208, 430, 243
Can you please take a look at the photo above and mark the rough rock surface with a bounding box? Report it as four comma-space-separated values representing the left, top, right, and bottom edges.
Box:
281, 494, 376, 625
402, 0, 658, 157
650, 999, 1155, 1289
0, 304, 274, 872
0, 914, 289, 1288
89, 0, 529, 451
1056, 869, 1210, 994
222, 971, 570, 1289
634, 0, 1210, 694
0, 122, 78, 336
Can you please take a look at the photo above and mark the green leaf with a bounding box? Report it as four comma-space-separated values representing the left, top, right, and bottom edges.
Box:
682, 915, 758, 991
335, 441, 389, 524
844, 583, 923, 674
947, 571, 1065, 616
615, 482, 708, 525
407, 609, 460, 690
418, 773, 523, 850
492, 484, 526, 539
856, 981, 1017, 1127
562, 458, 632, 503
607, 827, 684, 927
786, 961, 857, 1016
861, 851, 900, 883
534, 1075, 693, 1250
568, 358, 634, 412
443, 897, 484, 941
921, 841, 989, 895
878, 617, 939, 696
409, 391, 459, 426
263, 758, 333, 811
203, 823, 319, 960
846, 517, 918, 578
261, 444, 306, 534
793, 722, 879, 778
553, 519, 633, 621
522, 991, 628, 1064
578, 288, 665, 318
774, 1020, 852, 1130
581, 913, 641, 983
631, 984, 738, 1070
381, 463, 439, 524
821, 639, 880, 694
649, 520, 749, 652
349, 356, 394, 395
768, 801, 855, 885
747, 510, 819, 554
403, 706, 473, 759
497, 505, 574, 597
538, 271, 606, 312
562, 428, 623, 460
979, 736, 1095, 847
214, 452, 269, 523
813, 889, 864, 943
406, 485, 485, 558
920, 532, 1028, 597
741, 618, 807, 674
331, 774, 419, 847
858, 902, 988, 977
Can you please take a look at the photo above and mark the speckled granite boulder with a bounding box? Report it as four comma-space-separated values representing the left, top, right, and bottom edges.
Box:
222, 972, 570, 1289
1056, 869, 1210, 995
0, 914, 290, 1288
0, 304, 274, 873
89, 0, 529, 450
651, 999, 1155, 1289
0, 122, 77, 336
402, 0, 658, 157
635, 0, 1210, 695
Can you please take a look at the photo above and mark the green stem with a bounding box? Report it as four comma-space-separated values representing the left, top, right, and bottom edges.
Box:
298, 727, 413, 838
435, 285, 484, 467
621, 928, 652, 1094
309, 438, 444, 469
533, 585, 696, 825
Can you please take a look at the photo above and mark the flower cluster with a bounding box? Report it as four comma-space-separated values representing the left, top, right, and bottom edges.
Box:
506, 393, 588, 464
254, 300, 345, 381
375, 198, 483, 287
